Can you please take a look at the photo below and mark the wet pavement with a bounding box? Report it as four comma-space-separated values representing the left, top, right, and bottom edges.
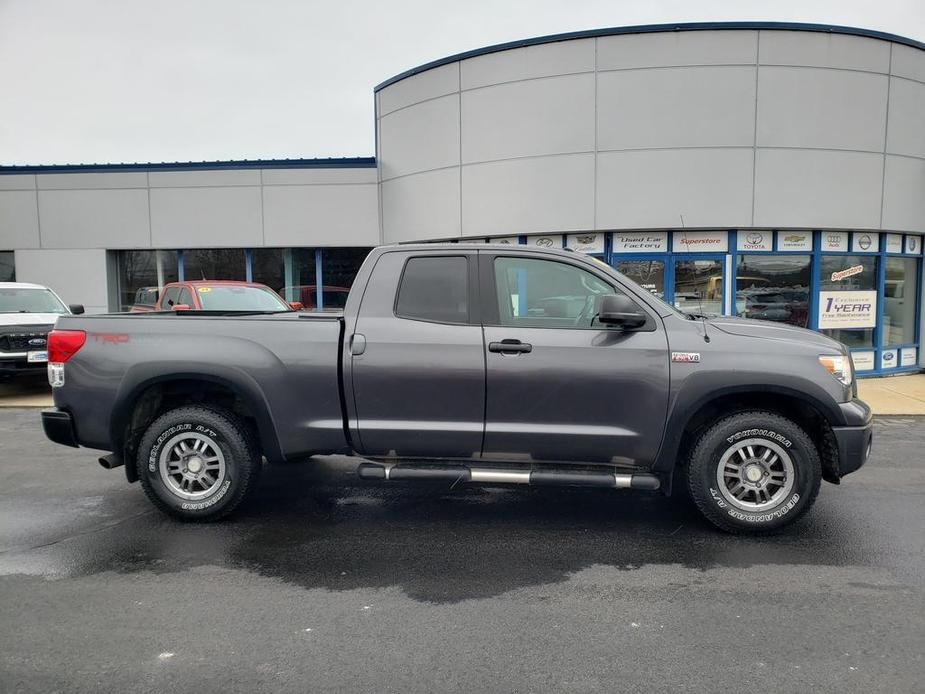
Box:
1, 409, 924, 693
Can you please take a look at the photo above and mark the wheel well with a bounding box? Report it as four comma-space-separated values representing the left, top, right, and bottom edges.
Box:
119, 379, 265, 474
677, 392, 840, 483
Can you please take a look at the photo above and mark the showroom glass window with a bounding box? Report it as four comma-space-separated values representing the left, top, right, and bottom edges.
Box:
322, 248, 372, 309
0, 251, 14, 282
674, 259, 723, 315
735, 255, 811, 327
615, 260, 665, 299
250, 248, 285, 296
116, 250, 179, 311
182, 249, 245, 282
819, 255, 878, 348
883, 257, 919, 346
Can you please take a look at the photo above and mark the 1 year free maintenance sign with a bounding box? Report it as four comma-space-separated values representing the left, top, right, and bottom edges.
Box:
818, 291, 877, 329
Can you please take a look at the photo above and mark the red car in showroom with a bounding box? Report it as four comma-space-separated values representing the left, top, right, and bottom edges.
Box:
131, 281, 301, 312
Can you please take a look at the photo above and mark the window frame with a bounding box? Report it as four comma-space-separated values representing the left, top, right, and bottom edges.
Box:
479, 251, 656, 331
392, 253, 480, 326
177, 287, 195, 307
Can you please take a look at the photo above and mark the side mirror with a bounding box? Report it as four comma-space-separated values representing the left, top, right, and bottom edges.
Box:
68, 304, 85, 315
172, 304, 191, 312
289, 301, 304, 311
598, 294, 647, 329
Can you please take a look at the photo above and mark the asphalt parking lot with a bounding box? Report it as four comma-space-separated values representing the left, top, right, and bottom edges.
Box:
2, 410, 924, 693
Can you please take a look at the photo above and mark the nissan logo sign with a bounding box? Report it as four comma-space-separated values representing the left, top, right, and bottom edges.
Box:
28, 338, 47, 347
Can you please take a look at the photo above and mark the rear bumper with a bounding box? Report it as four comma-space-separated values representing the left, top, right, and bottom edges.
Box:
832, 399, 873, 477
42, 408, 79, 448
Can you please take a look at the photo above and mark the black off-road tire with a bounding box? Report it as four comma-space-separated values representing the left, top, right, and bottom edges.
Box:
136, 405, 262, 521
686, 411, 822, 534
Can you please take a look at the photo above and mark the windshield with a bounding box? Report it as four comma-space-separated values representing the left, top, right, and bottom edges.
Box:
194, 286, 290, 312
0, 288, 69, 314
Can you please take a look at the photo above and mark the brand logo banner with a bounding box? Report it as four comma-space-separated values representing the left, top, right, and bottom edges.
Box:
818, 290, 877, 329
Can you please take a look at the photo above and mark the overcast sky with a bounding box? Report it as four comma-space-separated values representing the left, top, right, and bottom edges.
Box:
1, 0, 923, 165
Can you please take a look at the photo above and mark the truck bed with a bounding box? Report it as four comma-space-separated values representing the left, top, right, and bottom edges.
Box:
52, 311, 348, 460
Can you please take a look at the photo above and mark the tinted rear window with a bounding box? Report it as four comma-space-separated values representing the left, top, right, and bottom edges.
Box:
395, 256, 469, 323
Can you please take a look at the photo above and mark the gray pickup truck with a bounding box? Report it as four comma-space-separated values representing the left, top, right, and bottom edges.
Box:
41, 244, 872, 533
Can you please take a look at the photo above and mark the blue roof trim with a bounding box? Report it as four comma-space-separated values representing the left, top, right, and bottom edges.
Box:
374, 21, 925, 92
0, 157, 376, 174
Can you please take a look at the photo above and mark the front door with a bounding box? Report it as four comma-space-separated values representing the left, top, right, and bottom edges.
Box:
350, 250, 484, 459
480, 252, 670, 465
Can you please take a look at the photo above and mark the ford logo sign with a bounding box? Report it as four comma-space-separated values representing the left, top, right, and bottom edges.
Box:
28, 338, 46, 347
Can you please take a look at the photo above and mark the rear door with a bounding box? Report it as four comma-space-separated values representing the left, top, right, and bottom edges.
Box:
480, 251, 670, 465
349, 250, 485, 458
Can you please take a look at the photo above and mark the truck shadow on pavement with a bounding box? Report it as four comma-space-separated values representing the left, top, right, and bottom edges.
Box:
208, 456, 881, 603
6, 447, 895, 605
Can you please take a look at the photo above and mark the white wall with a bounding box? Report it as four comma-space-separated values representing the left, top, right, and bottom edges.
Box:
0, 165, 380, 252
14, 249, 109, 313
376, 28, 925, 240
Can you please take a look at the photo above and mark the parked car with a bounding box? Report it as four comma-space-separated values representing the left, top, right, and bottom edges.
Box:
128, 287, 160, 312
41, 244, 871, 534
146, 280, 299, 312
278, 285, 350, 310
0, 282, 83, 379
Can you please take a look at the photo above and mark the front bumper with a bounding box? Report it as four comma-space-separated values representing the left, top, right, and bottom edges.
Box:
42, 408, 79, 448
0, 355, 46, 375
832, 399, 873, 477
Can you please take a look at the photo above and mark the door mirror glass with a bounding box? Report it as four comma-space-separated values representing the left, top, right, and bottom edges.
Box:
598, 294, 647, 328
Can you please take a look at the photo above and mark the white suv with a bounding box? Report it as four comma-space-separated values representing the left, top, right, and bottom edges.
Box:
0, 282, 83, 380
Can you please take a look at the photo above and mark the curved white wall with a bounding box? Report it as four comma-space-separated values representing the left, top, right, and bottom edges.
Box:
376, 28, 925, 242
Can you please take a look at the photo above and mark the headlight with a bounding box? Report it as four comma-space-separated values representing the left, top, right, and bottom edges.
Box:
818, 355, 853, 387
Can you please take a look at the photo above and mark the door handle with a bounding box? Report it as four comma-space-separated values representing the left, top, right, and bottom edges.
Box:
489, 339, 533, 354
350, 333, 367, 356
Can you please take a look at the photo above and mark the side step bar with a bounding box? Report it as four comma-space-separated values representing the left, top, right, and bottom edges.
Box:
357, 462, 660, 491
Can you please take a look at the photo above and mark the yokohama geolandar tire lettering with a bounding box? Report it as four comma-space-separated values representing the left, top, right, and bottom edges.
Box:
686, 411, 822, 534
137, 405, 261, 521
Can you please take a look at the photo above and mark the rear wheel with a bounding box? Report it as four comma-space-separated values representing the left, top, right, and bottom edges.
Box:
686, 411, 821, 534
136, 405, 261, 521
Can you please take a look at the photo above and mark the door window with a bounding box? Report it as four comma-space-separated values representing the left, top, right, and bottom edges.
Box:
493, 257, 618, 329
177, 288, 194, 307
395, 256, 469, 323
161, 287, 180, 308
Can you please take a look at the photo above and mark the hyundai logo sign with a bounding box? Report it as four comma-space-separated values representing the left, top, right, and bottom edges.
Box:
28, 338, 47, 347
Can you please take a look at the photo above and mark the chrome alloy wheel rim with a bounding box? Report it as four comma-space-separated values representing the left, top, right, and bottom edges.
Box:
158, 432, 226, 501
715, 438, 795, 512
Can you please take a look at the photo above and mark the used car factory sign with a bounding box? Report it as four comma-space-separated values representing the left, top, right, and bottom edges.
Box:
612, 231, 668, 253
818, 290, 877, 329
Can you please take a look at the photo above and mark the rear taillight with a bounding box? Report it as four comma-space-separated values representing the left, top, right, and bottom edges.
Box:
48, 330, 86, 364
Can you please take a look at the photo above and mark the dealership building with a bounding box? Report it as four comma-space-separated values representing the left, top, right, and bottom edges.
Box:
1, 22, 923, 376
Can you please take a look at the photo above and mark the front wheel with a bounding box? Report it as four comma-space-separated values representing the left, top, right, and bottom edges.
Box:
686, 411, 821, 534
136, 405, 261, 521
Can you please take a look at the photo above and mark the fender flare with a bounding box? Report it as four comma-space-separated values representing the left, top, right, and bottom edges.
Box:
110, 368, 284, 464
652, 383, 844, 473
